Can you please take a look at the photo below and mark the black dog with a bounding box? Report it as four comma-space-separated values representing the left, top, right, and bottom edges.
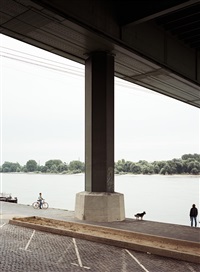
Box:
134, 211, 146, 220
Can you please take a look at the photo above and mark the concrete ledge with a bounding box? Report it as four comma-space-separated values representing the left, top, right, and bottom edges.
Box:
75, 191, 125, 222
9, 216, 200, 264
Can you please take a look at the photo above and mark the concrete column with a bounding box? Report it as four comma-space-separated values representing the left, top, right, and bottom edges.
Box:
85, 51, 114, 193
75, 52, 125, 222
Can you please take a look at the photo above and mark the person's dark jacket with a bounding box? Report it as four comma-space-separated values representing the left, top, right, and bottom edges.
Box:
190, 207, 198, 217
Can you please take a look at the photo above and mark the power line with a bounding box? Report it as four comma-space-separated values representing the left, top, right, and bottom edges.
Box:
1, 52, 84, 77
0, 46, 84, 77
0, 46, 150, 92
1, 46, 83, 72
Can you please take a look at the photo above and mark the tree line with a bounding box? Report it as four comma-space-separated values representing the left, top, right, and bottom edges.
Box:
0, 154, 199, 175
115, 153, 200, 175
0, 159, 84, 174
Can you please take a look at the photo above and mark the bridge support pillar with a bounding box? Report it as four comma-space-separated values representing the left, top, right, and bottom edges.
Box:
75, 52, 125, 222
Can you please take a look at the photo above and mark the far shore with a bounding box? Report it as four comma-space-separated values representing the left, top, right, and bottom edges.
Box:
1, 172, 199, 178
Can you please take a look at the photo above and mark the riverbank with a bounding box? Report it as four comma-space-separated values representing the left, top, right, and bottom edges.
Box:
1, 174, 199, 226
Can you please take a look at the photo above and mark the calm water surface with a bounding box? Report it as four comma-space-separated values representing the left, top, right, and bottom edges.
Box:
1, 173, 199, 227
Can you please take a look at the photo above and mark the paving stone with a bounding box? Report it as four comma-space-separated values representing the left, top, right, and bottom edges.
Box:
0, 202, 200, 271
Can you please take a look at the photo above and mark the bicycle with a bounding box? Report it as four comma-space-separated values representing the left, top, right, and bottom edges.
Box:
32, 200, 49, 209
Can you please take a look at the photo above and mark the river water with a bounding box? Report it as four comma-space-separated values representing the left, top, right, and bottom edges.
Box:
1, 173, 199, 227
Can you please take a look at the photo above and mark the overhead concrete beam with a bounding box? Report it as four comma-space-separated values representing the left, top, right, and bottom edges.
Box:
122, 21, 198, 82
122, 0, 200, 26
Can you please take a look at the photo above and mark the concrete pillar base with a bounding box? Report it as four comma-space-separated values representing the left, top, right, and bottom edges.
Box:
75, 192, 125, 222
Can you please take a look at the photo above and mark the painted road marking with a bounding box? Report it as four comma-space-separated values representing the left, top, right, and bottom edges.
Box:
71, 238, 90, 270
20, 230, 35, 252
125, 249, 150, 272
0, 223, 7, 228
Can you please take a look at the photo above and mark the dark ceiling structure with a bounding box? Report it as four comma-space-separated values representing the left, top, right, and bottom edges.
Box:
114, 0, 200, 50
156, 2, 200, 50
0, 0, 200, 107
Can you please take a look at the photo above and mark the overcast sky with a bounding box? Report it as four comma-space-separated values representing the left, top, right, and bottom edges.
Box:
0, 34, 199, 166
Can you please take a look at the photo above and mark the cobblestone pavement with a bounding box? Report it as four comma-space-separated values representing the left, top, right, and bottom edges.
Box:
1, 219, 200, 272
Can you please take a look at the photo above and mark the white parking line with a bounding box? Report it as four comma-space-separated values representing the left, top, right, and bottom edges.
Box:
20, 230, 35, 252
71, 238, 90, 270
125, 249, 150, 272
0, 223, 7, 228
73, 238, 83, 267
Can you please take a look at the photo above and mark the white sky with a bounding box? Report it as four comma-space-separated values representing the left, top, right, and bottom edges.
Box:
0, 34, 199, 166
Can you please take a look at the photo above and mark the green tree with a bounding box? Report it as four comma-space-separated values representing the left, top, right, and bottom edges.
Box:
115, 159, 133, 173
40, 165, 48, 173
50, 164, 58, 173
26, 160, 37, 172
159, 163, 171, 175
153, 161, 167, 173
182, 158, 197, 173
182, 153, 200, 161
142, 165, 154, 174
45, 160, 63, 170
191, 168, 199, 175
172, 159, 183, 174
2, 166, 10, 172
130, 163, 142, 174
115, 160, 125, 173
2, 161, 21, 172
57, 163, 69, 173
166, 160, 177, 174
123, 161, 132, 172
138, 160, 149, 166
153, 163, 160, 174
187, 161, 200, 174
69, 160, 84, 173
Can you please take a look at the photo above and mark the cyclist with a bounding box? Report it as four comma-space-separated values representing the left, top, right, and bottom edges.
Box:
38, 193, 44, 209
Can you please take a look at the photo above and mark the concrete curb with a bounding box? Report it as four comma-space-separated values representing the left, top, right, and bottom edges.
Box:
9, 216, 200, 264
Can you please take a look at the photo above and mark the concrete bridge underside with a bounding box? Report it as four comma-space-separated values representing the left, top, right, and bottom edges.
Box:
1, 0, 200, 221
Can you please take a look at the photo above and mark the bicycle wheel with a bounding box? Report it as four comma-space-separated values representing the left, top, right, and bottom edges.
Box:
32, 202, 39, 209
42, 202, 49, 209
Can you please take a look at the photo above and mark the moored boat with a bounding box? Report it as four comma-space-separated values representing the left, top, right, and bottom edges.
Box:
0, 193, 18, 203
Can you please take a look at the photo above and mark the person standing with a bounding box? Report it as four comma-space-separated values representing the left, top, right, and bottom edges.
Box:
190, 204, 198, 227
38, 193, 44, 209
